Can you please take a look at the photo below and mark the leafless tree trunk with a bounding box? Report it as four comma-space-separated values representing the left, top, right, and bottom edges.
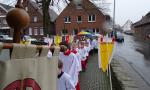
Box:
42, 0, 51, 37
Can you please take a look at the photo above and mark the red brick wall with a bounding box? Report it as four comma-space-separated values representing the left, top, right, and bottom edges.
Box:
56, 0, 105, 35
22, 0, 44, 39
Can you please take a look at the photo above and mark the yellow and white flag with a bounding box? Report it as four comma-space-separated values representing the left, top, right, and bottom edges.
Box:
98, 41, 115, 72
0, 44, 58, 90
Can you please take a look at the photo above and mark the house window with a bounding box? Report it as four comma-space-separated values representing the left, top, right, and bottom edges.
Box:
3, 19, 7, 24
77, 16, 82, 22
25, 7, 28, 11
29, 27, 32, 35
64, 16, 71, 23
33, 16, 37, 22
40, 27, 44, 35
88, 15, 96, 22
34, 27, 38, 35
96, 28, 100, 33
73, 29, 78, 35
93, 28, 96, 34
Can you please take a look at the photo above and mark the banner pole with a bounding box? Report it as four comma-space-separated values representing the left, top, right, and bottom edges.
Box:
109, 63, 113, 90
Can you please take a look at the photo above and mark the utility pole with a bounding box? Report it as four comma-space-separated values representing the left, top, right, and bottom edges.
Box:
113, 0, 116, 38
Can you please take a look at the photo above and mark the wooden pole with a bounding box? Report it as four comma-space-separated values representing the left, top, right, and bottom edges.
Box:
13, 28, 21, 43
6, 0, 30, 43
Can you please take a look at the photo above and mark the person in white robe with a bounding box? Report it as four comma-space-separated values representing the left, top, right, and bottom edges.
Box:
79, 41, 87, 71
71, 42, 82, 90
59, 42, 79, 89
57, 60, 75, 90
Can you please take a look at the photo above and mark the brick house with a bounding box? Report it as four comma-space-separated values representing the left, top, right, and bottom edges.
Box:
22, 0, 58, 39
55, 0, 106, 35
132, 12, 150, 42
0, 3, 12, 35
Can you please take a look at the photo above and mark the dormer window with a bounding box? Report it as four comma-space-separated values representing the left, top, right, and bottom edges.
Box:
74, 0, 82, 9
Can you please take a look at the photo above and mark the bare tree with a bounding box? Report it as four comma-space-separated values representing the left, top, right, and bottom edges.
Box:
34, 0, 69, 37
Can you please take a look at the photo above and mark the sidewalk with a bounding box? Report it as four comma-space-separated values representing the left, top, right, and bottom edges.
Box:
79, 53, 110, 90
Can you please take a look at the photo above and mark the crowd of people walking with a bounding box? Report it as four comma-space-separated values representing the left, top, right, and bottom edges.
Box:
47, 38, 98, 90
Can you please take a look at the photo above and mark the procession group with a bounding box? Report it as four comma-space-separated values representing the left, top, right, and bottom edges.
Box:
47, 38, 98, 90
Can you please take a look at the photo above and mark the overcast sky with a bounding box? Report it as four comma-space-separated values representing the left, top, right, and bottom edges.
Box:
108, 0, 150, 25
1, 0, 150, 26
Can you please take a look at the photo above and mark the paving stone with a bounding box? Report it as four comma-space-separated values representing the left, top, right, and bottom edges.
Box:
79, 53, 110, 90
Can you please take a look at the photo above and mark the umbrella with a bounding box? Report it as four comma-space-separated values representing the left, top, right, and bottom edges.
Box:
77, 31, 92, 36
77, 31, 93, 38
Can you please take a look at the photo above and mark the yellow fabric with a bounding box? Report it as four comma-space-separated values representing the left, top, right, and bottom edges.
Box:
20, 41, 30, 44
99, 42, 114, 72
54, 36, 61, 46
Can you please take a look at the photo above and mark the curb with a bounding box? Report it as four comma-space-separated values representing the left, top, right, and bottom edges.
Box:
111, 58, 138, 90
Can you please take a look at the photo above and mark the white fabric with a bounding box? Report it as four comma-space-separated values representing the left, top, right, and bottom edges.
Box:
91, 39, 97, 49
75, 48, 82, 72
59, 52, 79, 86
0, 44, 58, 90
79, 47, 87, 61
11, 44, 26, 59
47, 50, 52, 59
84, 46, 90, 56
57, 72, 75, 90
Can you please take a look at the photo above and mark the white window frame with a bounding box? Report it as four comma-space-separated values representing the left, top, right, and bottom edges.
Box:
77, 16, 82, 22
64, 16, 71, 23
3, 19, 7, 24
88, 15, 96, 22
40, 27, 44, 35
29, 27, 32, 35
34, 27, 38, 35
72, 30, 75, 35
33, 16, 37, 22
75, 0, 82, 9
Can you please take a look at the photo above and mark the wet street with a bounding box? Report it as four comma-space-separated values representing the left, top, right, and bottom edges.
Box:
114, 34, 150, 88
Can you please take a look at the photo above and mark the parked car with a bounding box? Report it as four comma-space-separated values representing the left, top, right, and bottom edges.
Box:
0, 35, 13, 40
116, 32, 124, 43
23, 35, 37, 42
20, 35, 37, 44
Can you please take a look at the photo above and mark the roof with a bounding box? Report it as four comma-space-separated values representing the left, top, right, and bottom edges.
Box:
27, 0, 58, 22
0, 3, 13, 12
57, 0, 104, 19
133, 11, 150, 27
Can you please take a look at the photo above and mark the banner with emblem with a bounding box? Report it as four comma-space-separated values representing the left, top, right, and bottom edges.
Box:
0, 44, 59, 90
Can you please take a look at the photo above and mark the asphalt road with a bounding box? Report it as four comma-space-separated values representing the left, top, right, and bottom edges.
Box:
114, 34, 150, 89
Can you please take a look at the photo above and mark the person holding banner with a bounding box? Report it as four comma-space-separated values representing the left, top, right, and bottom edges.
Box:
57, 60, 75, 90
